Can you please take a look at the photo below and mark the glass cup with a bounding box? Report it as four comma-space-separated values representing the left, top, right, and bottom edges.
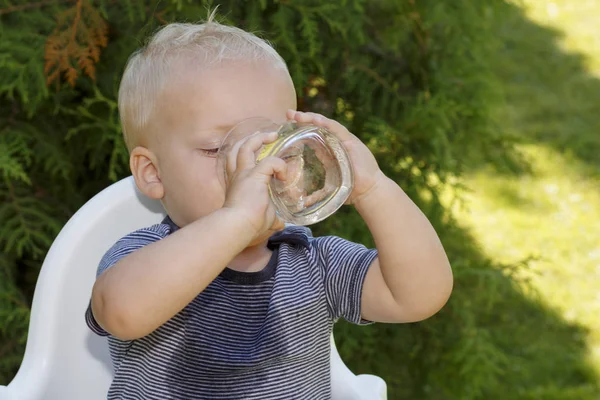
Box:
216, 117, 353, 226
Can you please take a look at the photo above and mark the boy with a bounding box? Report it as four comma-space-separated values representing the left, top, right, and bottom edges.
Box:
85, 13, 453, 400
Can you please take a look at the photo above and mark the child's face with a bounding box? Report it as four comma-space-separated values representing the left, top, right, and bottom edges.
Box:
147, 59, 297, 228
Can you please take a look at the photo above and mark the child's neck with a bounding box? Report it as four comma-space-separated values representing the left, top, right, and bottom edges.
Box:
228, 239, 272, 273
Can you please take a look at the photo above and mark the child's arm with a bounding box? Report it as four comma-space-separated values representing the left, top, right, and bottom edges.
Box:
92, 210, 254, 340
355, 175, 453, 322
91, 132, 287, 340
288, 110, 453, 323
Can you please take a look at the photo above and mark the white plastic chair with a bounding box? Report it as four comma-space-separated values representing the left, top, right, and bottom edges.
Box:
0, 176, 386, 400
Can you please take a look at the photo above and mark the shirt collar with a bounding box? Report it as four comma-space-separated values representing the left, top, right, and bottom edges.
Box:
161, 215, 310, 250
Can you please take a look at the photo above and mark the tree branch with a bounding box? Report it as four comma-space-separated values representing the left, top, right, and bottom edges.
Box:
0, 0, 75, 16
0, 339, 19, 360
348, 62, 395, 93
69, 0, 83, 44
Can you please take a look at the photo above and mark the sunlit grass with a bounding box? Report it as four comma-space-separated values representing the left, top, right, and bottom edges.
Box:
519, 0, 600, 76
452, 0, 600, 376
453, 144, 600, 366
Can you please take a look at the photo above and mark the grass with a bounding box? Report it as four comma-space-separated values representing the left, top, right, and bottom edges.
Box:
452, 0, 600, 380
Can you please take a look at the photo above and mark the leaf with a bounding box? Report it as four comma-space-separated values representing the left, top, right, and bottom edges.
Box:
0, 130, 32, 184
44, 0, 109, 88
63, 86, 127, 181
297, 9, 319, 58
0, 178, 63, 259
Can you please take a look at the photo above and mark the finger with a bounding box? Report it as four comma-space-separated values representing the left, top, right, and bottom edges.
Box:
286, 109, 297, 120
252, 156, 288, 182
225, 130, 266, 178
291, 110, 314, 124
237, 131, 279, 171
302, 112, 356, 142
225, 134, 251, 181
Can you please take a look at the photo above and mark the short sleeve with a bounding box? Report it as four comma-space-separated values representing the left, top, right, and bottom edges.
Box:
312, 235, 378, 325
85, 224, 170, 336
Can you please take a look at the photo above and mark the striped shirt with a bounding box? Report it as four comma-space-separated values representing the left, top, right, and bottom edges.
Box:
85, 217, 378, 399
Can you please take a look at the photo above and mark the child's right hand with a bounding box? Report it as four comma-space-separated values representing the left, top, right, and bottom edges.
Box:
221, 131, 288, 237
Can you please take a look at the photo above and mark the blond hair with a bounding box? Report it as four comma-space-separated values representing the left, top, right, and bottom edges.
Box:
118, 10, 288, 151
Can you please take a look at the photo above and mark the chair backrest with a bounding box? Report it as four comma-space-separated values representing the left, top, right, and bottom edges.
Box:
7, 176, 385, 400
9, 177, 165, 399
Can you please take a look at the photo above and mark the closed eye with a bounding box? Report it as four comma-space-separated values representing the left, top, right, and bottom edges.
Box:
198, 148, 220, 157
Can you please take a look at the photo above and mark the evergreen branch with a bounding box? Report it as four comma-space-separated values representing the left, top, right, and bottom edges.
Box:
0, 0, 75, 16
4, 179, 28, 255
0, 29, 51, 111
44, 0, 109, 87
70, 0, 83, 45
0, 177, 62, 258
0, 129, 32, 184
407, 0, 430, 91
0, 257, 29, 365
3, 293, 28, 310
62, 85, 127, 180
0, 339, 19, 360
154, 9, 167, 25
347, 62, 396, 94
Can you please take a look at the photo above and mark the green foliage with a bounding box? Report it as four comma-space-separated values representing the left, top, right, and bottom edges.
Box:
1, 0, 598, 399
0, 254, 29, 383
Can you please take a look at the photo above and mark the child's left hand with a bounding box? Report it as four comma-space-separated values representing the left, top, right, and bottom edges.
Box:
286, 110, 385, 205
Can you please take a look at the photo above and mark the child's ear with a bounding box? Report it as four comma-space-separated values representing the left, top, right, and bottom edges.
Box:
130, 146, 164, 200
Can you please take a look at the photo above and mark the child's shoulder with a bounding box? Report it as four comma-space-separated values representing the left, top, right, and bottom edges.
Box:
112, 218, 174, 250
113, 220, 172, 247
96, 220, 172, 277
